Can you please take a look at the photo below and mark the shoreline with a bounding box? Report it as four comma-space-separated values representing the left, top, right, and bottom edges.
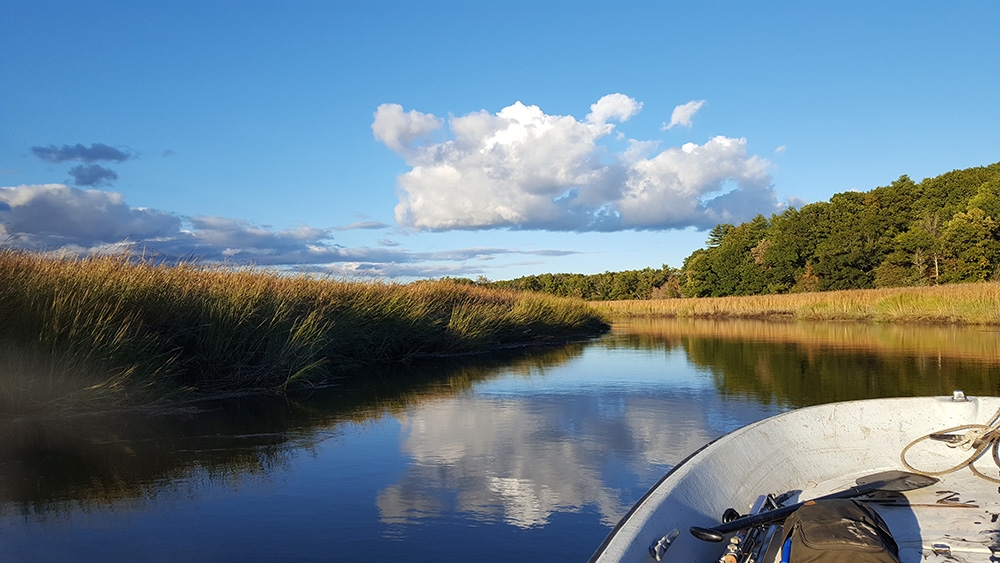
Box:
591, 282, 1000, 325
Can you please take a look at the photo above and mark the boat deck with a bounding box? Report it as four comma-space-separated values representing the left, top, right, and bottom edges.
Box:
868, 472, 999, 562
764, 469, 1000, 563
589, 396, 1000, 563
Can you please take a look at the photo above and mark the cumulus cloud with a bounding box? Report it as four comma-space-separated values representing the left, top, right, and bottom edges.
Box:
31, 143, 131, 163
375, 95, 781, 232
68, 164, 119, 187
586, 93, 643, 129
0, 184, 573, 278
663, 100, 706, 130
371, 104, 443, 156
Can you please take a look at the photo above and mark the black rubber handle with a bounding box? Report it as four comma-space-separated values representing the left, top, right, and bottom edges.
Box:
688, 470, 937, 542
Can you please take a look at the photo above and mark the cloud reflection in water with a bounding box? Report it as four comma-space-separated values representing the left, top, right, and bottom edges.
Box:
376, 374, 763, 531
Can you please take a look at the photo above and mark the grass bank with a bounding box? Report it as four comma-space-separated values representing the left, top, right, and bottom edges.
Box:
592, 283, 1000, 324
0, 250, 609, 407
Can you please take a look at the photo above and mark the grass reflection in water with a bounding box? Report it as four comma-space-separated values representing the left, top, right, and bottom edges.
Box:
0, 343, 586, 517
612, 318, 1000, 407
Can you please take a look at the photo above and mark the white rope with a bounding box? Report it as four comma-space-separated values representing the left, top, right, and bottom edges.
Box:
900, 406, 1000, 484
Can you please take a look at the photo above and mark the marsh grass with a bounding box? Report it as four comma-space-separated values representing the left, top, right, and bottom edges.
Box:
0, 250, 608, 409
593, 283, 1000, 324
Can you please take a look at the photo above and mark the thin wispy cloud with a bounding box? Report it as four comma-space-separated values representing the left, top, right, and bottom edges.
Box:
424, 247, 579, 261
333, 220, 391, 231
320, 262, 479, 279
662, 100, 706, 130
374, 95, 780, 233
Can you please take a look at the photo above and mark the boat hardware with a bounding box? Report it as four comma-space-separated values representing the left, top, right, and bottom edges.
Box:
648, 529, 679, 561
689, 470, 938, 542
721, 508, 741, 523
712, 493, 782, 563
931, 543, 952, 556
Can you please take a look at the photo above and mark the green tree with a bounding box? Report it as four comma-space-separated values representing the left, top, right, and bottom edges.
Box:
706, 223, 734, 247
938, 208, 1000, 282
967, 177, 1000, 220
811, 178, 918, 291
681, 248, 718, 297
761, 205, 829, 293
913, 165, 1000, 220
874, 213, 943, 287
713, 215, 771, 295
812, 192, 875, 289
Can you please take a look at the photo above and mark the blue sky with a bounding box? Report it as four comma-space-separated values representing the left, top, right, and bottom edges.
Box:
2, 1, 998, 280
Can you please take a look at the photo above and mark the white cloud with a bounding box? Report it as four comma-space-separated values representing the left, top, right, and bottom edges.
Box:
620, 136, 774, 227
663, 99, 706, 130
371, 103, 443, 156
586, 93, 643, 129
376, 96, 781, 232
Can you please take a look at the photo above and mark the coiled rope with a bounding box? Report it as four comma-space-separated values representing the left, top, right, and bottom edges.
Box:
900, 406, 1000, 483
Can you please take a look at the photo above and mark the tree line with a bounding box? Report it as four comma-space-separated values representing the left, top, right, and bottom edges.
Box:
451, 161, 1000, 300
681, 162, 1000, 297
487, 267, 682, 301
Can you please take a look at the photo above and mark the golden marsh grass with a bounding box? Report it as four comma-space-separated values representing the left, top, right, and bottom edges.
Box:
593, 283, 1000, 325
0, 249, 609, 407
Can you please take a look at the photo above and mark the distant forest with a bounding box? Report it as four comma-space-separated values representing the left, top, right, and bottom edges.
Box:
475, 161, 1000, 300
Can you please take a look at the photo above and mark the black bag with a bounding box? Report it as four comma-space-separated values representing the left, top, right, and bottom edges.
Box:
780, 499, 899, 563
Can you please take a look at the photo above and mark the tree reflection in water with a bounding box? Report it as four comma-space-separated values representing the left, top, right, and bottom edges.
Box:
2, 319, 998, 562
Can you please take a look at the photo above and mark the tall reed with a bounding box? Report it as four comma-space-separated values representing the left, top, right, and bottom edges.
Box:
0, 250, 608, 407
593, 283, 1000, 324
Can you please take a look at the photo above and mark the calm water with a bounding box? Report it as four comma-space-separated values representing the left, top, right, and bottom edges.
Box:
2, 319, 999, 562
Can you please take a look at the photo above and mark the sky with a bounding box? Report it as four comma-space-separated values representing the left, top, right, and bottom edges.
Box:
2, 1, 998, 281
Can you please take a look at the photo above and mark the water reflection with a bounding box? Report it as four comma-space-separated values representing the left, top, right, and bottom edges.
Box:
378, 396, 628, 529
377, 391, 770, 530
613, 318, 1000, 406
0, 344, 584, 516
2, 319, 999, 561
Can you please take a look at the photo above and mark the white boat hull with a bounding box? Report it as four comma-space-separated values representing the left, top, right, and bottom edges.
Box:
590, 395, 1000, 563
